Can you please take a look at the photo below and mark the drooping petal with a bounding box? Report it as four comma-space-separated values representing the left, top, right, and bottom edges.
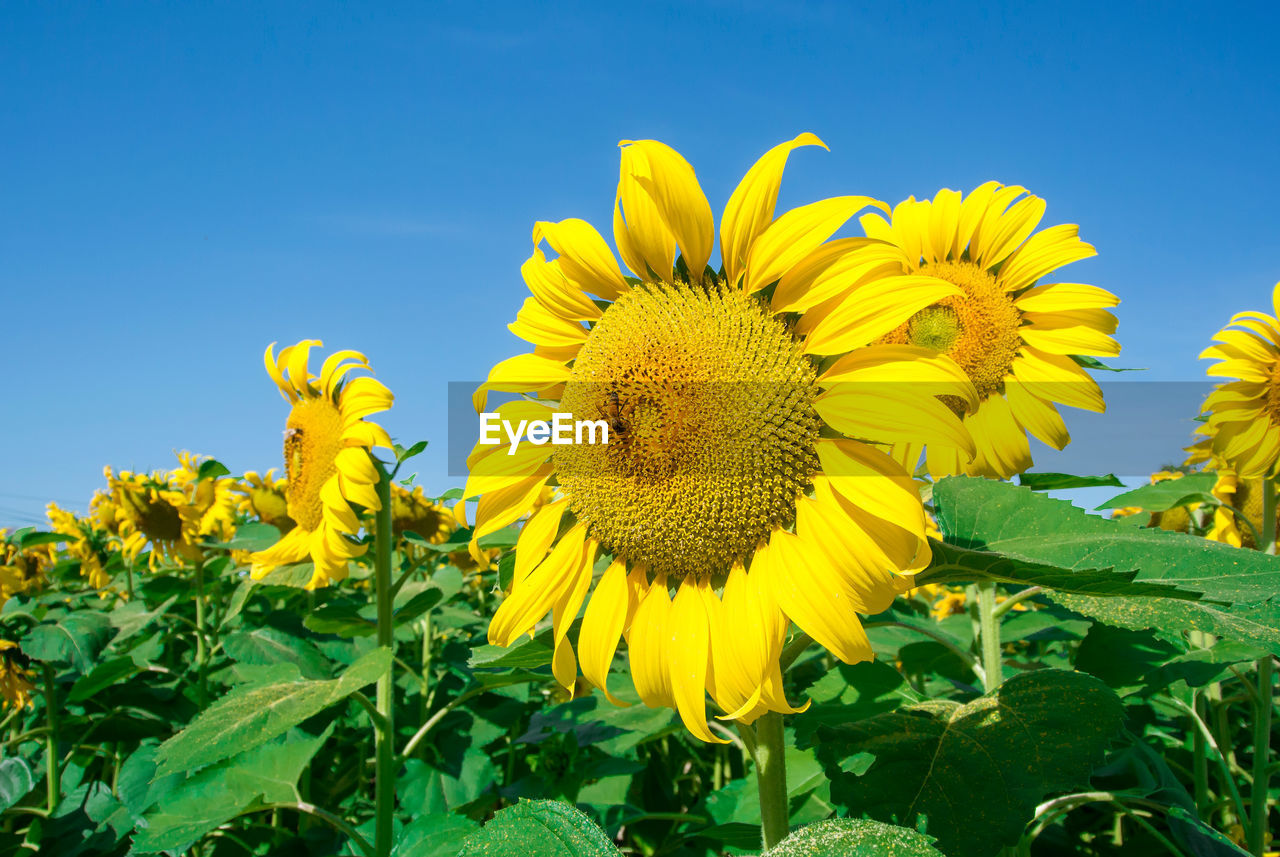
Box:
488, 523, 588, 646
533, 219, 628, 300
578, 558, 632, 704
744, 196, 887, 294
621, 140, 715, 282
669, 578, 727, 743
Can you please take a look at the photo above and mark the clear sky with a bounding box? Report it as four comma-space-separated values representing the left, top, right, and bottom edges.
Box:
2, 1, 1278, 527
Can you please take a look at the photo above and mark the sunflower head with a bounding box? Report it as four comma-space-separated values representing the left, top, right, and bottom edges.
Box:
1200, 282, 1280, 478
249, 341, 394, 590
235, 470, 295, 533
854, 183, 1119, 478
46, 503, 112, 593
466, 134, 982, 741
391, 485, 455, 544
1, 530, 53, 607
0, 640, 35, 710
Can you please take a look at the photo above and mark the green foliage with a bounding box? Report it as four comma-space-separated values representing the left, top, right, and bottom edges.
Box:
763, 818, 945, 856
1097, 473, 1218, 511
1018, 471, 1126, 491
815, 670, 1125, 857
457, 799, 621, 856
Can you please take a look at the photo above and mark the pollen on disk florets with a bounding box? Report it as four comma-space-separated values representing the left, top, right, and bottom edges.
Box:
284, 399, 345, 531
555, 280, 821, 579
882, 260, 1022, 400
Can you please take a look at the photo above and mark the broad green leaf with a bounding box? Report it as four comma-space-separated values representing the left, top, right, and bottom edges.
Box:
107, 595, 178, 642
457, 799, 620, 856
255, 560, 316, 588
195, 459, 231, 481
68, 656, 140, 703
1017, 472, 1125, 491
933, 476, 1280, 603
304, 598, 378, 637
22, 612, 113, 672
816, 669, 1124, 857
394, 812, 480, 857
0, 758, 34, 812
398, 748, 498, 814
471, 627, 554, 670
135, 727, 331, 852
222, 626, 333, 679
764, 818, 945, 856
154, 647, 389, 775
1096, 473, 1217, 511
1052, 592, 1280, 659
205, 521, 283, 552
219, 578, 254, 629
923, 541, 1190, 599
16, 531, 68, 551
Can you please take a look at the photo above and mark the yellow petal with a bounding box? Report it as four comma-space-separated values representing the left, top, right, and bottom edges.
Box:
578, 558, 631, 705
521, 249, 603, 322
1014, 282, 1120, 312
1020, 325, 1120, 358
472, 353, 572, 413
615, 144, 676, 282
472, 466, 553, 541
669, 578, 727, 743
720, 132, 828, 286
512, 498, 568, 588
744, 196, 886, 294
509, 297, 589, 351
771, 239, 907, 315
963, 395, 1033, 478
621, 139, 714, 282
814, 386, 975, 457
629, 576, 675, 709
799, 275, 963, 354
264, 343, 297, 402
1005, 381, 1070, 450
286, 340, 322, 400
997, 223, 1096, 292
551, 538, 598, 692
1010, 348, 1105, 413
533, 218, 628, 300
818, 344, 978, 412
488, 523, 588, 646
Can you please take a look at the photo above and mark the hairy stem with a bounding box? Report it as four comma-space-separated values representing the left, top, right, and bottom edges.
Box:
977, 581, 1003, 692
373, 462, 396, 857
751, 712, 789, 850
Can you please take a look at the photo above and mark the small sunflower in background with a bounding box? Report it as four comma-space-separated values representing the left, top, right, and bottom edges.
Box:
101, 452, 239, 569
0, 640, 35, 710
0, 531, 53, 608
234, 470, 296, 533
846, 183, 1118, 478
466, 134, 978, 741
1200, 281, 1280, 477
46, 503, 112, 592
249, 341, 394, 590
391, 484, 455, 545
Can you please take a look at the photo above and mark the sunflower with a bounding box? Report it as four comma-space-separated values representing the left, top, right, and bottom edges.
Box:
0, 530, 52, 608
465, 135, 978, 741
391, 485, 455, 545
249, 341, 394, 590
844, 183, 1118, 478
0, 640, 35, 710
235, 470, 296, 533
1199, 282, 1280, 478
47, 503, 112, 592
102, 453, 239, 569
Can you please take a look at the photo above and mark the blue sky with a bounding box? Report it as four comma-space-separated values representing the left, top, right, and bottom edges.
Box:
2, 1, 1277, 526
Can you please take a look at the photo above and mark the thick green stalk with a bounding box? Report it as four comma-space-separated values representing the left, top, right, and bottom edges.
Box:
977, 581, 1002, 692
194, 559, 207, 707
1250, 477, 1276, 855
752, 712, 789, 850
1250, 655, 1274, 855
373, 463, 395, 857
42, 664, 59, 811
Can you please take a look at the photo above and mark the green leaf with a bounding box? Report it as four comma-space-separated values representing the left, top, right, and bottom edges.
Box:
16, 531, 68, 551
256, 561, 317, 588
925, 541, 1192, 598
394, 813, 481, 857
396, 440, 429, 462
1096, 473, 1217, 511
107, 595, 178, 642
154, 647, 390, 775
457, 799, 620, 856
219, 578, 254, 629
22, 612, 113, 672
68, 656, 140, 703
399, 748, 497, 814
196, 459, 231, 481
136, 727, 331, 852
222, 626, 333, 679
471, 627, 555, 670
207, 522, 287, 553
1052, 592, 1280, 659
816, 669, 1124, 857
933, 476, 1280, 603
1017, 472, 1126, 491
0, 758, 34, 812
304, 598, 378, 637
1071, 355, 1144, 372
763, 818, 945, 856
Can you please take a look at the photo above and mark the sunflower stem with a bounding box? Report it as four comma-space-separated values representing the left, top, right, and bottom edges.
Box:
194, 558, 207, 707
42, 664, 59, 812
373, 461, 396, 857
977, 581, 1002, 692
752, 711, 789, 850
1250, 478, 1276, 856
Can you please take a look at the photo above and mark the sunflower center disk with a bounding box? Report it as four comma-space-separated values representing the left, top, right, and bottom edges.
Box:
887, 260, 1022, 401
284, 398, 345, 531
555, 282, 821, 579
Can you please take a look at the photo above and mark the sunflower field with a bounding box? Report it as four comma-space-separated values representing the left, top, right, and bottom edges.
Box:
1, 136, 1277, 857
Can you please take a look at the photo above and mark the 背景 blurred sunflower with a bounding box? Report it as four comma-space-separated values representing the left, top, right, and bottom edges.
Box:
844, 183, 1119, 478
235, 469, 296, 533
0, 640, 35, 710
465, 134, 979, 741
249, 341, 394, 590
47, 503, 112, 592
101, 452, 239, 569
0, 531, 53, 609
1199, 282, 1280, 478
